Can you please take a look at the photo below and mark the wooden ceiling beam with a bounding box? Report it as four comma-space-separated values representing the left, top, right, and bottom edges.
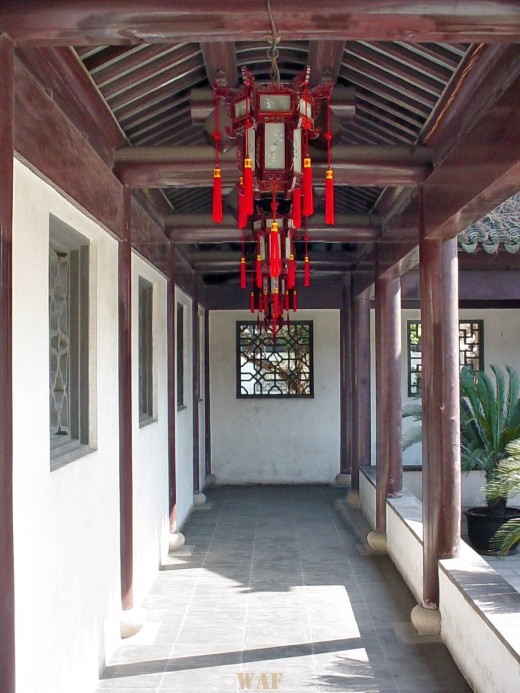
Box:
165, 213, 382, 243
308, 40, 345, 86
114, 144, 432, 187
200, 42, 238, 87
2, 1, 520, 45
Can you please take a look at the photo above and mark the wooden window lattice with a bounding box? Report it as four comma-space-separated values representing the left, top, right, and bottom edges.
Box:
407, 320, 484, 396
237, 321, 313, 398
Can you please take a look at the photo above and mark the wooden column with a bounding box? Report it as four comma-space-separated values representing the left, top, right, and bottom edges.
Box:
192, 296, 200, 494
0, 35, 15, 693
351, 293, 371, 492
167, 240, 177, 530
374, 266, 403, 534
118, 186, 133, 610
204, 309, 212, 476
420, 233, 461, 608
339, 280, 353, 476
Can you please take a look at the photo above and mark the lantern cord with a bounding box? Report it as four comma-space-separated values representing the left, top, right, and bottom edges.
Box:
265, 0, 281, 85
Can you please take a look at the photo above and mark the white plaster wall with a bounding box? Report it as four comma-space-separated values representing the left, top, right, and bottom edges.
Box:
175, 288, 194, 529
12, 161, 121, 693
210, 310, 340, 484
440, 555, 520, 693
359, 471, 376, 531
404, 469, 520, 507
131, 254, 170, 605
371, 307, 520, 466
386, 495, 424, 604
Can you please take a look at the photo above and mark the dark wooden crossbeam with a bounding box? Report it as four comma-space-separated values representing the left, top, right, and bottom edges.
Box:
200, 42, 238, 87
2, 1, 520, 44
114, 145, 432, 187
165, 213, 382, 243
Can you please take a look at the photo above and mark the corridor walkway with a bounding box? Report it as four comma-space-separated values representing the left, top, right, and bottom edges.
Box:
96, 486, 472, 692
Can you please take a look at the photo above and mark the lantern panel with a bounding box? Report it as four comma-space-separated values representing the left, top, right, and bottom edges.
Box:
293, 128, 302, 175
264, 123, 286, 170
259, 93, 292, 113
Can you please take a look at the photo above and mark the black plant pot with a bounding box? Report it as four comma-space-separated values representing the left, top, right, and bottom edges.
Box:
464, 506, 520, 555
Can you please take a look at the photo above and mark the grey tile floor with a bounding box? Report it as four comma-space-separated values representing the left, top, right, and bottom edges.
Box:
96, 486, 473, 693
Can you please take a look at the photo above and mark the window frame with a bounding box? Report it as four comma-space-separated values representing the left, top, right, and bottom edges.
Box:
236, 320, 314, 399
407, 319, 484, 397
138, 277, 155, 426
49, 215, 91, 470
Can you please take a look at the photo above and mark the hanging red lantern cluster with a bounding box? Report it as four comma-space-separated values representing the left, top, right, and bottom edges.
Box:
212, 65, 334, 334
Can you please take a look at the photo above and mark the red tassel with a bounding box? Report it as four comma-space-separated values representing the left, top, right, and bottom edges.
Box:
269, 221, 281, 278
292, 187, 301, 229
293, 290, 297, 312
240, 256, 246, 289
303, 157, 313, 217
272, 317, 277, 338
256, 254, 262, 288
212, 167, 223, 223
285, 290, 289, 312
304, 256, 310, 287
287, 254, 295, 289
273, 289, 279, 319
238, 177, 247, 229
325, 168, 334, 225
250, 291, 255, 313
263, 292, 268, 314
243, 157, 253, 216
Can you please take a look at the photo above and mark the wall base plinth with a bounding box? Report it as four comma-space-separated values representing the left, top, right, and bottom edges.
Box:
367, 530, 387, 552
193, 492, 207, 507
120, 607, 146, 639
335, 473, 351, 486
346, 490, 360, 508
411, 604, 441, 637
205, 474, 217, 487
169, 532, 186, 552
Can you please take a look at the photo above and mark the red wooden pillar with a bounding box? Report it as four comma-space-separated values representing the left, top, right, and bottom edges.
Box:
419, 232, 461, 610
118, 186, 133, 611
351, 293, 371, 493
167, 239, 177, 530
204, 309, 212, 476
339, 279, 353, 480
372, 262, 402, 543
192, 296, 200, 494
0, 35, 16, 693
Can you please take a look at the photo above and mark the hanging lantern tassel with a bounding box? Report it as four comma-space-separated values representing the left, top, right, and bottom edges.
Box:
293, 290, 297, 312
250, 291, 255, 314
256, 254, 262, 288
288, 254, 295, 289
243, 157, 254, 216
303, 157, 313, 217
240, 256, 246, 289
292, 187, 301, 229
285, 290, 290, 312
238, 177, 246, 230
269, 221, 281, 277
325, 168, 334, 225
212, 167, 223, 223
273, 288, 279, 319
304, 255, 310, 287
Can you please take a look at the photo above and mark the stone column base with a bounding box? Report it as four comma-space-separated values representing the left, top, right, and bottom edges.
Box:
367, 530, 387, 552
193, 492, 206, 507
205, 473, 217, 487
120, 606, 146, 639
346, 490, 360, 509
169, 532, 185, 552
335, 473, 351, 486
411, 604, 441, 637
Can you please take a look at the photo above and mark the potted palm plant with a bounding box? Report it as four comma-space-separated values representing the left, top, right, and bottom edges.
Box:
403, 365, 520, 554
486, 439, 520, 555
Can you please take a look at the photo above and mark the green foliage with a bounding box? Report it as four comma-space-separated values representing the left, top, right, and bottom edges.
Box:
402, 365, 520, 480
486, 440, 520, 554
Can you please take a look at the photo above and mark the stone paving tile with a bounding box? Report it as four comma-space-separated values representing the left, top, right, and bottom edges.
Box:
94, 486, 472, 693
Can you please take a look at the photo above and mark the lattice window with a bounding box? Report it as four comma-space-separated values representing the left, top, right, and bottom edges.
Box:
407, 319, 484, 396
237, 321, 313, 398
138, 278, 154, 423
49, 216, 90, 467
